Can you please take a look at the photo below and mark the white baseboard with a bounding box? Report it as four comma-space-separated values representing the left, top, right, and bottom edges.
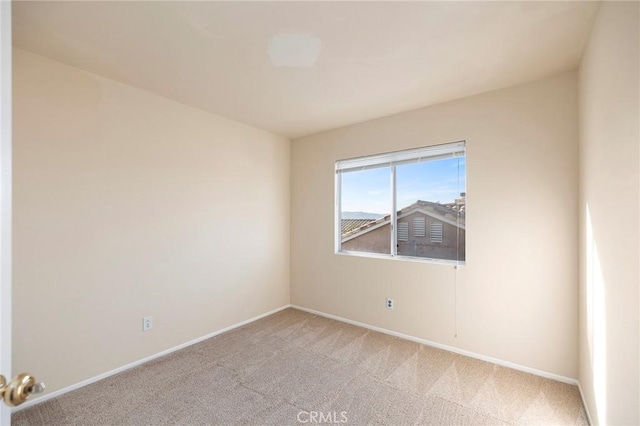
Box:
291, 304, 579, 386
17, 303, 587, 417
577, 382, 593, 425
13, 304, 292, 412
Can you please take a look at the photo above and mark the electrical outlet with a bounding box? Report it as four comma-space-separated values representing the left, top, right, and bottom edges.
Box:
143, 316, 153, 331
386, 298, 394, 310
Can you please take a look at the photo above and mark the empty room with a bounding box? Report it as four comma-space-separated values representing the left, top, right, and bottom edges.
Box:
0, 1, 638, 425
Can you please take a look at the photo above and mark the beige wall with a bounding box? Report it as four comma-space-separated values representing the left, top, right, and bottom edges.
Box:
578, 2, 640, 424
292, 72, 579, 379
12, 49, 290, 394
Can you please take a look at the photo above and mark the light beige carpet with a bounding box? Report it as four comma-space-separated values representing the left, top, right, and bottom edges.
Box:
13, 308, 588, 425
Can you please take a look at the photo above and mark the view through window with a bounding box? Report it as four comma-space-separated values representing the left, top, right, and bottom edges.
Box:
336, 141, 466, 263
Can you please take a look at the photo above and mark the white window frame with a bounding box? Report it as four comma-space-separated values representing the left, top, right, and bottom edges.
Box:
335, 140, 466, 265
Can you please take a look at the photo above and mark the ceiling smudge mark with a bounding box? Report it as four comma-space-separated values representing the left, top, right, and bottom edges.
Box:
268, 34, 322, 68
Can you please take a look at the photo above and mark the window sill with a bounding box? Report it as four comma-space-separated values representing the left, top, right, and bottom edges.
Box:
335, 250, 465, 267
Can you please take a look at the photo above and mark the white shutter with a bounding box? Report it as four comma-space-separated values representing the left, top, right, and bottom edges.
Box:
413, 217, 426, 237
397, 222, 409, 241
430, 222, 443, 243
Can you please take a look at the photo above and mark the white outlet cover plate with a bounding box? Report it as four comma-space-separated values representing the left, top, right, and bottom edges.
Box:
143, 316, 153, 331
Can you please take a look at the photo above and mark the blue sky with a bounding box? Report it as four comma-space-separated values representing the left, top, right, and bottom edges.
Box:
341, 157, 466, 214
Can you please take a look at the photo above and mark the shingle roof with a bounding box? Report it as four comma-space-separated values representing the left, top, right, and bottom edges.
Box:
341, 219, 376, 235
401, 200, 465, 221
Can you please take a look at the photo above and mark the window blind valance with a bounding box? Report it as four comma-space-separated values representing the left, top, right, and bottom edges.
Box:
336, 141, 465, 174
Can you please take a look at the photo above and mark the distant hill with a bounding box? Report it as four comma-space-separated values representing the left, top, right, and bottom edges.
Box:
341, 212, 385, 220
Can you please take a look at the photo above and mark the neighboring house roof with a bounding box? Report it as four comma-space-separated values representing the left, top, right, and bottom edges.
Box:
341, 200, 465, 241
341, 218, 376, 235
444, 201, 465, 215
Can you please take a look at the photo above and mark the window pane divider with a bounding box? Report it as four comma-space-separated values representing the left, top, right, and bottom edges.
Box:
391, 165, 397, 256
335, 170, 342, 253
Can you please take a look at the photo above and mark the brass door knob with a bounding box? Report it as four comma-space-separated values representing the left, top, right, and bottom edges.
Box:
0, 373, 45, 407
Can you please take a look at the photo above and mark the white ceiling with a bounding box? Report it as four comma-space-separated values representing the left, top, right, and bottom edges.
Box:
13, 1, 600, 139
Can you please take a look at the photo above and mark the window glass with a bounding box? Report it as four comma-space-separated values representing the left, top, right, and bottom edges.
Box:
395, 158, 465, 260
340, 167, 390, 255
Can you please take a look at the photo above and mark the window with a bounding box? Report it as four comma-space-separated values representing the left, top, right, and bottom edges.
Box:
336, 141, 466, 264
